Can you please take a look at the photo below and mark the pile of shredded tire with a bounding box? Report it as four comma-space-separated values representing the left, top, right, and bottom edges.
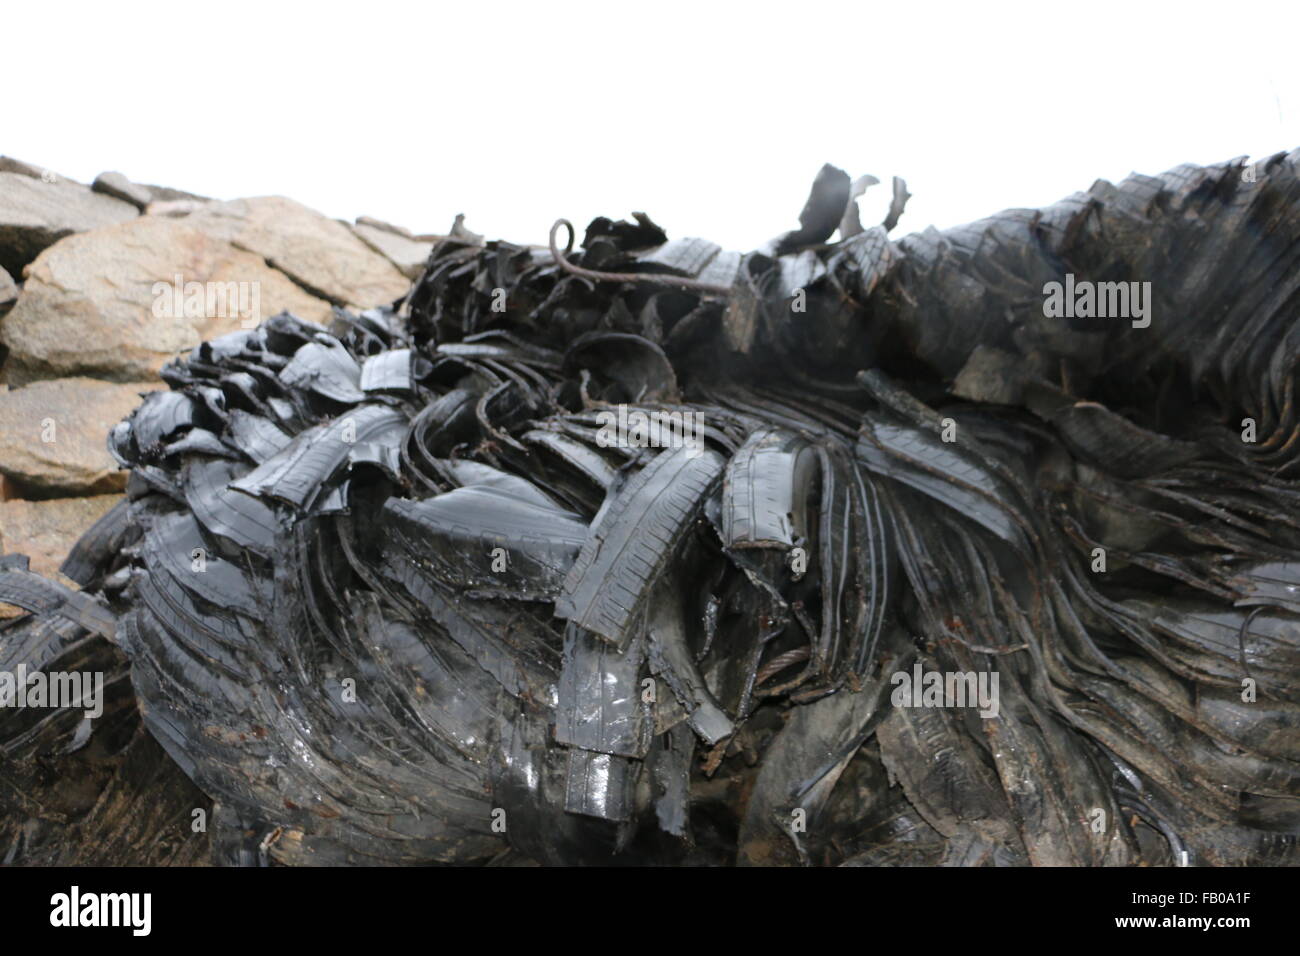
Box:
4, 154, 1300, 866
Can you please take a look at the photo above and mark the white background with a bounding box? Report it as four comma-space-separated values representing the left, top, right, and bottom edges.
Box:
7, 0, 1297, 249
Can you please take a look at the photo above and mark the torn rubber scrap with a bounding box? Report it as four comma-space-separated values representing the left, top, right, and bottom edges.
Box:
5, 154, 1300, 867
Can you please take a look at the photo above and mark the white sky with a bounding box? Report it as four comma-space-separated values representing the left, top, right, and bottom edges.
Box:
8, 1, 1298, 251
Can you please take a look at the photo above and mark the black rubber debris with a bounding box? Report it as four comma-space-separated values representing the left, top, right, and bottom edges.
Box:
4, 154, 1300, 866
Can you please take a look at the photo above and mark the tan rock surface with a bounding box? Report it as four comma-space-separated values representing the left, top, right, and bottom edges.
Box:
0, 264, 16, 315
0, 493, 122, 578
183, 196, 410, 307
0, 377, 160, 493
0, 216, 332, 382
0, 494, 121, 618
0, 171, 137, 277
352, 221, 433, 279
